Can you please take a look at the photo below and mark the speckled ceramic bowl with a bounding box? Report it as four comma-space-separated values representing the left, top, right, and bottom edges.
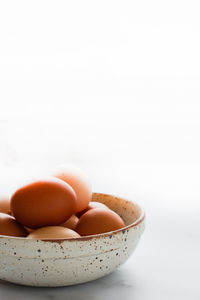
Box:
0, 193, 145, 287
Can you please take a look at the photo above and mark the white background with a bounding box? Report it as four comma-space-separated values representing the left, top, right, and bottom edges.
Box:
0, 1, 199, 299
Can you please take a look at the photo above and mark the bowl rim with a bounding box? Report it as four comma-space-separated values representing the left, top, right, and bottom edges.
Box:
0, 193, 145, 243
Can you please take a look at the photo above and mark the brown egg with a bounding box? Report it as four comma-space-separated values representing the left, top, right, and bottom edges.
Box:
62, 214, 79, 230
10, 177, 77, 229
0, 194, 11, 214
76, 208, 125, 236
0, 212, 27, 237
76, 201, 109, 218
27, 226, 80, 239
52, 165, 92, 213
25, 227, 34, 233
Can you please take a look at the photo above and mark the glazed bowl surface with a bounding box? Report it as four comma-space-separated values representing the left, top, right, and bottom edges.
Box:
0, 193, 145, 287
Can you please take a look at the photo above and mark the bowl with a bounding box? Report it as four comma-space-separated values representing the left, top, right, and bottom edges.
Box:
0, 193, 145, 287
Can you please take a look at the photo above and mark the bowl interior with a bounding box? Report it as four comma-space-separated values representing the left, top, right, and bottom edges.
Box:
0, 193, 144, 242
92, 193, 143, 226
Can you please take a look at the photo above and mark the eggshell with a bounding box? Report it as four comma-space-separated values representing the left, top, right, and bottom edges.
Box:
0, 212, 27, 237
52, 165, 92, 213
27, 226, 80, 239
10, 177, 77, 229
0, 194, 11, 214
61, 215, 79, 230
76, 208, 125, 236
25, 227, 34, 233
76, 201, 109, 218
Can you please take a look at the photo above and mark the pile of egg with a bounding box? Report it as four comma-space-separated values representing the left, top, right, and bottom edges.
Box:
0, 165, 125, 240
